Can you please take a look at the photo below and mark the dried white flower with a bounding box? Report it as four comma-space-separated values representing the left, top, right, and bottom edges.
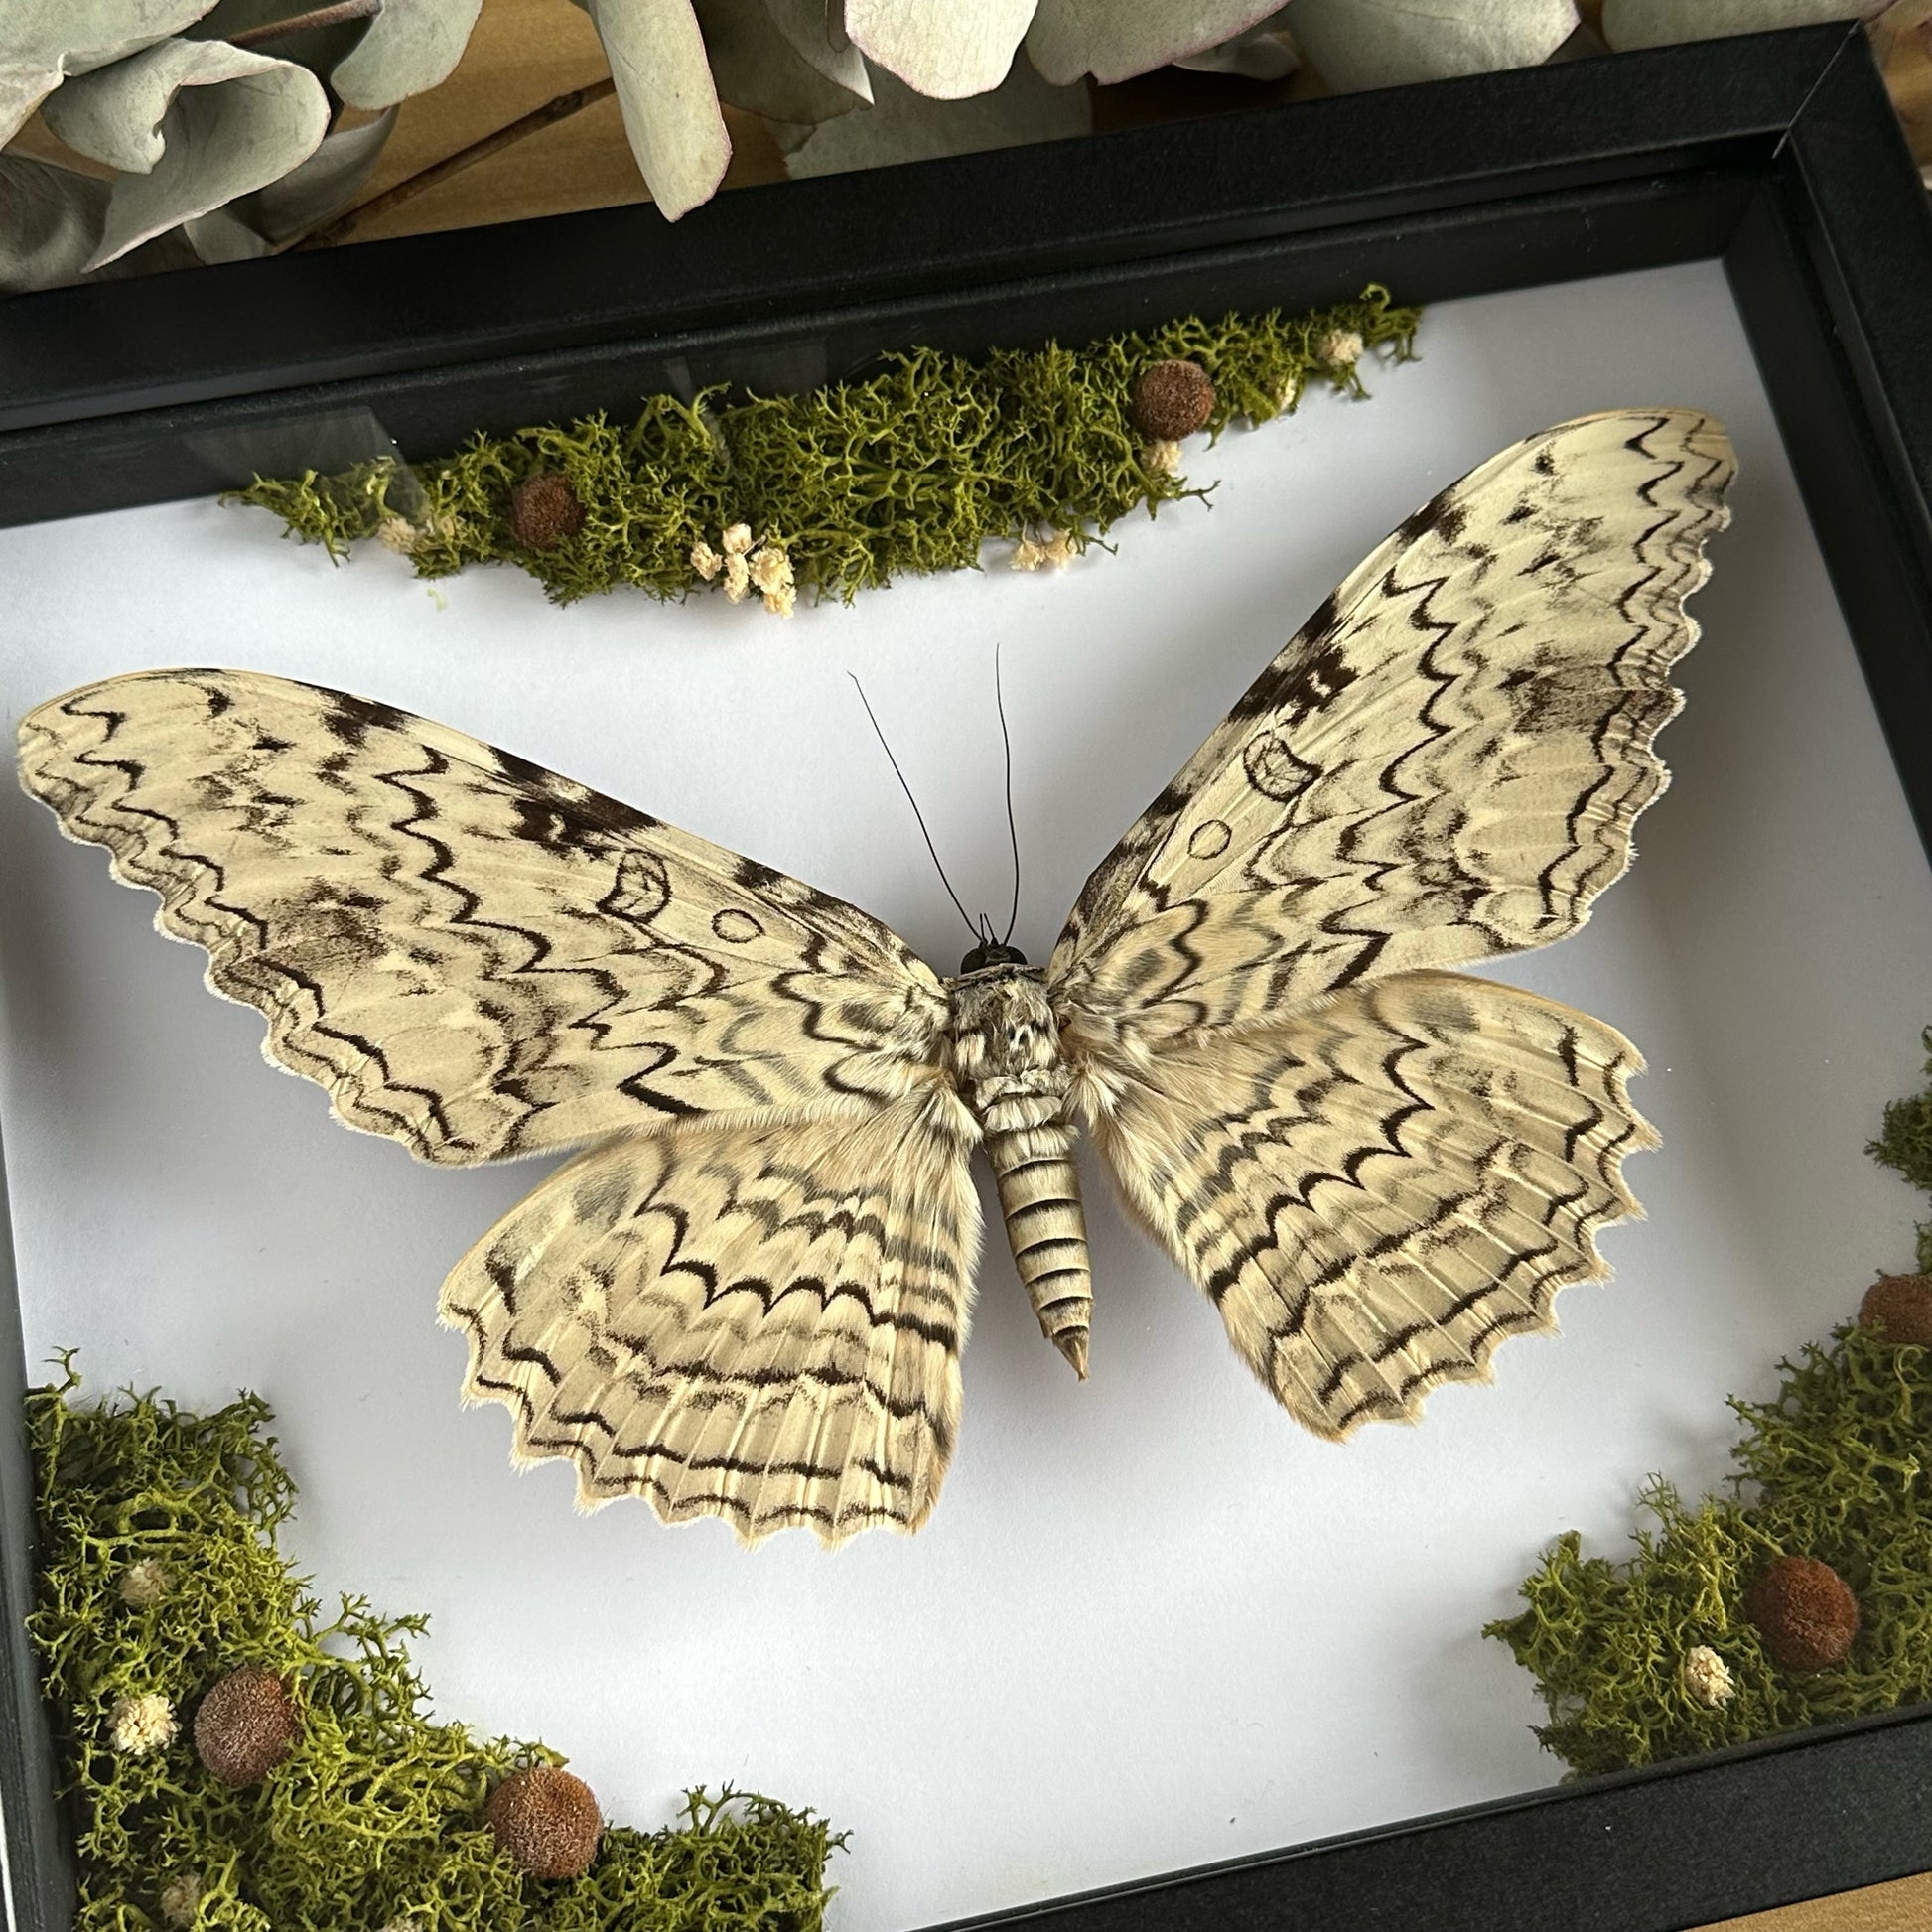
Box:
748, 544, 792, 596
377, 511, 456, 554
160, 1871, 202, 1928
1317, 327, 1365, 368
697, 529, 794, 613
1142, 439, 1182, 476
108, 1692, 178, 1756
118, 1559, 171, 1608
1682, 1643, 1736, 1708
1012, 528, 1076, 572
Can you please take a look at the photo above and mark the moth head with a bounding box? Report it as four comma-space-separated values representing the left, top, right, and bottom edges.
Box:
957, 939, 1028, 976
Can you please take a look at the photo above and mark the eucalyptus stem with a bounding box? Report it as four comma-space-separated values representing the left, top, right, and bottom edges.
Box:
290, 74, 620, 252
226, 0, 383, 49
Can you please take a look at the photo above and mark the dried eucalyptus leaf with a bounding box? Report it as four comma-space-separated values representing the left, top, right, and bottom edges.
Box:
0, 68, 62, 151
184, 204, 269, 261
44, 36, 274, 173
1288, 0, 1579, 90
232, 106, 396, 243
1602, 0, 1884, 50
86, 51, 329, 268
578, 0, 732, 220
190, 0, 369, 78
785, 56, 1088, 176
762, 0, 871, 104
0, 152, 108, 294
0, 0, 217, 144
332, 0, 483, 109
844, 0, 1038, 98
695, 1, 868, 121
1026, 0, 1286, 86
1176, 7, 1300, 79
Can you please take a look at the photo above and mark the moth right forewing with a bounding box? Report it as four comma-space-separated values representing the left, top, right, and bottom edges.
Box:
1048, 409, 1735, 1043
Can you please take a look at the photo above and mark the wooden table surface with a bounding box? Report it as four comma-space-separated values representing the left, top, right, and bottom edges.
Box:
1697, 1873, 1932, 1931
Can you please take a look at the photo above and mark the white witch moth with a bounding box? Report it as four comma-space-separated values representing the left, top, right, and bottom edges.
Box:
17, 408, 1734, 1546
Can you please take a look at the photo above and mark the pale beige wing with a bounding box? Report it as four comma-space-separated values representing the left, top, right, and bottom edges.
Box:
1049, 410, 1734, 1048
1087, 971, 1653, 1438
439, 1089, 982, 1545
18, 669, 948, 1164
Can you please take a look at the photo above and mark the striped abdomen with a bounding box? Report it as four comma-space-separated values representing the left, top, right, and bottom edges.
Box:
986, 1112, 1092, 1379
945, 962, 1092, 1380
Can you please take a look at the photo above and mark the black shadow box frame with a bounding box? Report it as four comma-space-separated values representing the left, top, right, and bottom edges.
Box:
3, 19, 1932, 1932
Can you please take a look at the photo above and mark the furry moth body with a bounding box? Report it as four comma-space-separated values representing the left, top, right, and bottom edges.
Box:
949, 963, 1093, 1377
18, 408, 1734, 1546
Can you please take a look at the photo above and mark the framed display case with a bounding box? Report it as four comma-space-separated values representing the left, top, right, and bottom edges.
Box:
2, 21, 1930, 1932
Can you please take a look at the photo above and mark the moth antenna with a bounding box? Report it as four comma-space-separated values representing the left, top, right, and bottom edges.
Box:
997, 641, 1022, 947
850, 674, 980, 942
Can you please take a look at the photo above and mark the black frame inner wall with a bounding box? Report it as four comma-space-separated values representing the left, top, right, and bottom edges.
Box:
2, 22, 1930, 1932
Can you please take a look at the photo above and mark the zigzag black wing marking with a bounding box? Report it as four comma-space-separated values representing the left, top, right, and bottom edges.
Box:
1049, 409, 1735, 1047
1090, 972, 1655, 1437
17, 668, 951, 1164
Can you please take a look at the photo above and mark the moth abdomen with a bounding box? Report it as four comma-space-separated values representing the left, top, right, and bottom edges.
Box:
945, 964, 1093, 1379
986, 1121, 1092, 1381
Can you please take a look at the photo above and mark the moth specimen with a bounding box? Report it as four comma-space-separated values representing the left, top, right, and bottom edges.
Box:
19, 408, 1733, 1546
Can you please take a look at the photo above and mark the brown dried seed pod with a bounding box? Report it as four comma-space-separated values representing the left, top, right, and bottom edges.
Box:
1859, 1273, 1932, 1346
484, 1764, 603, 1879
1744, 1555, 1861, 1671
194, 1666, 298, 1786
1130, 359, 1215, 441
510, 472, 586, 550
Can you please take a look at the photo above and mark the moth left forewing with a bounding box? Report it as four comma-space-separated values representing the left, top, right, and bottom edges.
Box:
18, 669, 951, 1163
440, 1086, 983, 1546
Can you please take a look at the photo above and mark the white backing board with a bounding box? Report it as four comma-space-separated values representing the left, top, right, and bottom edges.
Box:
3, 262, 1930, 1930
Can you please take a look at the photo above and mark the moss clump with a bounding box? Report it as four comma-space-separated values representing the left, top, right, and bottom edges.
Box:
1487, 1035, 1932, 1777
1868, 1025, 1932, 1271
29, 1358, 844, 1931
228, 287, 1419, 609
1485, 1325, 1931, 1777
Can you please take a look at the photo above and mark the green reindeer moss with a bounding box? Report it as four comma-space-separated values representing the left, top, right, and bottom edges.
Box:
1486, 1033, 1932, 1776
1868, 1026, 1932, 1272
228, 287, 1419, 609
28, 1359, 843, 1931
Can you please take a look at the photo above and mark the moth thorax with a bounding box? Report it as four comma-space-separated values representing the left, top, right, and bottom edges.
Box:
946, 968, 1061, 1086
